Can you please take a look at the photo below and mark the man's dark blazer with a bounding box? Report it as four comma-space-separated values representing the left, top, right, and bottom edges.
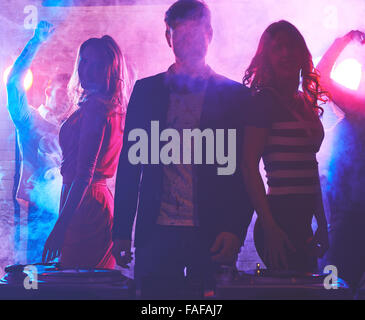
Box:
112, 69, 254, 249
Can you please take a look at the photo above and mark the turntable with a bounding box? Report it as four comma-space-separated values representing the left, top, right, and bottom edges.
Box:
215, 264, 352, 300
0, 263, 135, 300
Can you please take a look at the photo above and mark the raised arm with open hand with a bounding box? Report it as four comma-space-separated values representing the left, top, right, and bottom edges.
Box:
317, 30, 365, 116
6, 21, 55, 127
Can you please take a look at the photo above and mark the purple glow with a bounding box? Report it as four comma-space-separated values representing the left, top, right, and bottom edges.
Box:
3, 66, 33, 91
0, 0, 364, 277
331, 58, 362, 90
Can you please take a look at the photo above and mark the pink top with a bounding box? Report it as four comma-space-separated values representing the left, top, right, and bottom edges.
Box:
59, 96, 123, 186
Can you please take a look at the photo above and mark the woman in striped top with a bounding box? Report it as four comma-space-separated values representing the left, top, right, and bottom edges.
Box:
241, 20, 330, 272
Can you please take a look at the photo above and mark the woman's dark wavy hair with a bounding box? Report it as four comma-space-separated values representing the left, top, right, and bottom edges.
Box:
243, 20, 329, 115
68, 35, 132, 115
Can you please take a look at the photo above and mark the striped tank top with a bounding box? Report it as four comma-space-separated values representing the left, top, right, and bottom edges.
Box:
250, 89, 324, 196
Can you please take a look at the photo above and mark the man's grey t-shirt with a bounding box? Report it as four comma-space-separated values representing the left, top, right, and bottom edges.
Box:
157, 69, 211, 227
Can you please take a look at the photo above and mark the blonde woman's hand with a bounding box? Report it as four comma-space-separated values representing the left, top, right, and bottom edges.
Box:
42, 219, 67, 263
112, 239, 133, 269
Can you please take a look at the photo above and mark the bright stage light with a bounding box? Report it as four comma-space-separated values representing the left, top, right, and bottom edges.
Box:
330, 58, 362, 91
3, 66, 33, 91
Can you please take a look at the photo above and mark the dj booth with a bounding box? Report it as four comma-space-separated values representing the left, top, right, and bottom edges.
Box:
0, 263, 353, 300
214, 266, 351, 300
0, 263, 134, 300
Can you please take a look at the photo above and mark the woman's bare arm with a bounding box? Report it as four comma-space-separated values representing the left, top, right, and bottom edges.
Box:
241, 126, 295, 269
317, 31, 365, 116
6, 21, 54, 126
241, 126, 275, 228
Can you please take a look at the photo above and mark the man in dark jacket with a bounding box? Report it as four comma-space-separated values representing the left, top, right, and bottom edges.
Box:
112, 0, 253, 298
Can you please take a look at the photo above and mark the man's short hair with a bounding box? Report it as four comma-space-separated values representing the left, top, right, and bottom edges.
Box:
164, 0, 211, 30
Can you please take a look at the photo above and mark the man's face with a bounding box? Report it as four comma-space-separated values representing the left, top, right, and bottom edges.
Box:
167, 19, 212, 64
45, 81, 69, 118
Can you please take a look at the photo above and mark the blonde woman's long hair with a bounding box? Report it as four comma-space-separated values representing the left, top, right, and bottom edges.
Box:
68, 35, 134, 116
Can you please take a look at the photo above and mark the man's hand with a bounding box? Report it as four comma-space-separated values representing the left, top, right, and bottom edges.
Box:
210, 232, 241, 265
33, 21, 55, 43
112, 239, 133, 268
